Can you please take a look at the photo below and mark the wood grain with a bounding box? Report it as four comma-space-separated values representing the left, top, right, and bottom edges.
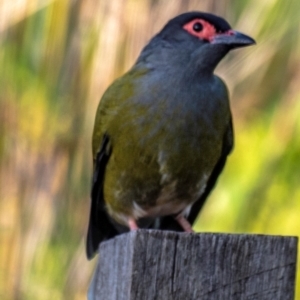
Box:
88, 230, 297, 300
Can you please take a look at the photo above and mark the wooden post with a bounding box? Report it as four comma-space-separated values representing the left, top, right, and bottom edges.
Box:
88, 230, 297, 300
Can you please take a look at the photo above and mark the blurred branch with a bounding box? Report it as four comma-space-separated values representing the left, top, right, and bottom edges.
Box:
0, 0, 54, 34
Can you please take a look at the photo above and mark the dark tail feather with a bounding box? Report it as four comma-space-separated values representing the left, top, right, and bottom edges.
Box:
86, 135, 118, 259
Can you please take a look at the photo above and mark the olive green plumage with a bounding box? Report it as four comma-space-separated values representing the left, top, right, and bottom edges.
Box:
86, 11, 255, 259
93, 70, 230, 219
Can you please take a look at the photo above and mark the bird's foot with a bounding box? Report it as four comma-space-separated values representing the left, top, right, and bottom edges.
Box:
128, 218, 139, 230
174, 215, 194, 233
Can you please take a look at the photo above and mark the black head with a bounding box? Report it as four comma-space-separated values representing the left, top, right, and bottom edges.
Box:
138, 12, 255, 75
160, 11, 231, 39
159, 11, 255, 49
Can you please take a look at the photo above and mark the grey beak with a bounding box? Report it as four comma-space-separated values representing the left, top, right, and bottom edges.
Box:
212, 30, 256, 48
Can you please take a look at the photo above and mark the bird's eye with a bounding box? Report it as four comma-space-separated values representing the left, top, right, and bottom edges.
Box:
193, 22, 203, 32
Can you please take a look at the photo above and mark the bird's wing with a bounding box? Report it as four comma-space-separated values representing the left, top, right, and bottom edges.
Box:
86, 70, 148, 259
188, 118, 234, 224
86, 134, 119, 259
159, 119, 234, 231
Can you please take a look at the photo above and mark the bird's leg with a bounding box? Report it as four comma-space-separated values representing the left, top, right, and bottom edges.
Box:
128, 218, 139, 230
174, 214, 194, 233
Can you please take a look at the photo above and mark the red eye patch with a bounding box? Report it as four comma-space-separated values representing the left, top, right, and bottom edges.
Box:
183, 19, 217, 41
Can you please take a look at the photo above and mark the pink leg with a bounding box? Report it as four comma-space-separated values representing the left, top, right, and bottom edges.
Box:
128, 218, 139, 230
174, 215, 194, 233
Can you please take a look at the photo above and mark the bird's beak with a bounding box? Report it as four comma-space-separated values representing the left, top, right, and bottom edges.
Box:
211, 30, 256, 48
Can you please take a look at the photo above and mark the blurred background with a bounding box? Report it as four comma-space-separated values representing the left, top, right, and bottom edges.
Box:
1, 0, 300, 299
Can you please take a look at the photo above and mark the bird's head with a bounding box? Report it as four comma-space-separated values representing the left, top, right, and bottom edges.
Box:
138, 12, 255, 75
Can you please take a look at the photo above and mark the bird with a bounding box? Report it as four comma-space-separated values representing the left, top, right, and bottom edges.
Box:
86, 11, 255, 259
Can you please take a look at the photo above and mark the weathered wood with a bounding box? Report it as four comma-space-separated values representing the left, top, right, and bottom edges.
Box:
88, 230, 297, 300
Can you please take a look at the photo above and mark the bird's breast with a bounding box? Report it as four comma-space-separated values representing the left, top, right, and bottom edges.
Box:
103, 76, 230, 224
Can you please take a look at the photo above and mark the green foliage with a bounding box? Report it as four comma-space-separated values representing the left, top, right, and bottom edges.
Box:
1, 0, 300, 298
